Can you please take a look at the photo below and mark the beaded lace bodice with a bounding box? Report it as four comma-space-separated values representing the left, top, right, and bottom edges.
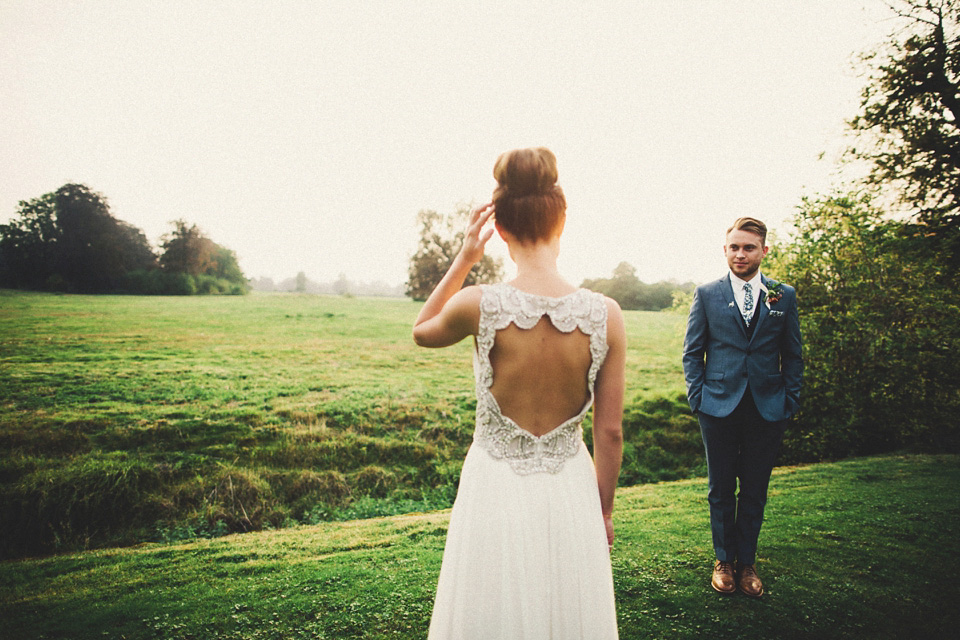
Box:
472, 283, 609, 474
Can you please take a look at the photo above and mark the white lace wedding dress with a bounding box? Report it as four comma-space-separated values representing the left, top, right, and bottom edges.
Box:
428, 283, 619, 639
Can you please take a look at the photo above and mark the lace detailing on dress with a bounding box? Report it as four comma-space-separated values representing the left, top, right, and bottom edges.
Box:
472, 283, 609, 474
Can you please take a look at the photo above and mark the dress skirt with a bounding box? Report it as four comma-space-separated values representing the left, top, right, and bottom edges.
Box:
428, 441, 618, 639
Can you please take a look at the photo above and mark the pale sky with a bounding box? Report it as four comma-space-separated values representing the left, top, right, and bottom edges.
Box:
1, 0, 897, 287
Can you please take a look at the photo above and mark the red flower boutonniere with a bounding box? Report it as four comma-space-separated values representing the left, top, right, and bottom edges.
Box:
765, 282, 784, 307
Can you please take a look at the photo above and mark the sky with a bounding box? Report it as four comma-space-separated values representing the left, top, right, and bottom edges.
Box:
1, 0, 899, 287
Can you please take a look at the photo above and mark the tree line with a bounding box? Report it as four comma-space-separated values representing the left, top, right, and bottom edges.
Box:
0, 183, 247, 295
580, 262, 695, 311
405, 205, 693, 309
250, 272, 404, 297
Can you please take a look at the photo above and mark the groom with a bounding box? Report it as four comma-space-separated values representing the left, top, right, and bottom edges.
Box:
682, 217, 802, 597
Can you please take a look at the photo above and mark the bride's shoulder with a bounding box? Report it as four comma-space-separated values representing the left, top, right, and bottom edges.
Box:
597, 294, 626, 350
580, 289, 621, 315
450, 284, 484, 308
600, 294, 622, 315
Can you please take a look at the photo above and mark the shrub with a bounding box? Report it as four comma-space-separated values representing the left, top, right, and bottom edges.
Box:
279, 469, 351, 514
352, 465, 396, 498
165, 272, 197, 295
201, 466, 275, 532
769, 195, 960, 460
0, 453, 166, 558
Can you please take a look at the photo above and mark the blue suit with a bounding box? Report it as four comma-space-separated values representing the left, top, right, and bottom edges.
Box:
682, 273, 803, 564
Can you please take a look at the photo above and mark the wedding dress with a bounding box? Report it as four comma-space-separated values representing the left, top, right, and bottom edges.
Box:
428, 283, 619, 639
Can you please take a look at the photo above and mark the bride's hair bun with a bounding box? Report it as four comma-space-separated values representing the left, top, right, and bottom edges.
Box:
494, 147, 558, 196
492, 147, 566, 243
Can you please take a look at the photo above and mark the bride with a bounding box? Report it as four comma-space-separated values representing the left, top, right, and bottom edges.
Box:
413, 147, 625, 639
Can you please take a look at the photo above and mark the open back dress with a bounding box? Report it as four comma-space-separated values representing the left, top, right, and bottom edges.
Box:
427, 282, 618, 639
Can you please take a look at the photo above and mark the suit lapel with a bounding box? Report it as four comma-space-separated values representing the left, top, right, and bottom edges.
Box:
720, 274, 748, 339
749, 275, 771, 344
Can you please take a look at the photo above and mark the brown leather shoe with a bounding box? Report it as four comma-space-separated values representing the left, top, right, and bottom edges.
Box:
711, 560, 736, 594
737, 563, 764, 598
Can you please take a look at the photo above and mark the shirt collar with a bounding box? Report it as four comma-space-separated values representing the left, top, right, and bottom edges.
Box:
730, 271, 764, 293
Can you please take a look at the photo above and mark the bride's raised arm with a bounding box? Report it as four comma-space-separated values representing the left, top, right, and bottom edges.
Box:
593, 298, 626, 546
412, 203, 495, 348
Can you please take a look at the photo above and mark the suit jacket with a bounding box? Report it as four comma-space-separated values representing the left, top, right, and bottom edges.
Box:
682, 273, 803, 422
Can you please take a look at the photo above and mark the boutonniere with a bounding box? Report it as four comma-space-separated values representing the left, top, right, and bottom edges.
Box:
764, 282, 784, 308
728, 301, 735, 308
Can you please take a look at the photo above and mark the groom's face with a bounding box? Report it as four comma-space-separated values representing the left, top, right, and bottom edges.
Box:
725, 229, 768, 279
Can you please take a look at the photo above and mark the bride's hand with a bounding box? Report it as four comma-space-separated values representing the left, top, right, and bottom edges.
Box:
603, 513, 614, 549
458, 203, 495, 265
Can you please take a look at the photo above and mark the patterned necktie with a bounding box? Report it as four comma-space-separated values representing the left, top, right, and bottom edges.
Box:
742, 283, 754, 326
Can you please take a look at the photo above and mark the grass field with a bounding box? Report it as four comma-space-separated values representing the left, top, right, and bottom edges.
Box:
0, 290, 696, 558
2, 454, 957, 639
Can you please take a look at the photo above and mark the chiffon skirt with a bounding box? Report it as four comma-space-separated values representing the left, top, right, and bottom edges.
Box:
428, 441, 618, 639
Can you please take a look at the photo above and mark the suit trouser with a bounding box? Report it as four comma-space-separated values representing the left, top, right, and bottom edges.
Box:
697, 391, 786, 565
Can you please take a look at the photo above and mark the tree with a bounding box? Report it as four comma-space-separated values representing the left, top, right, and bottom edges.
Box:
159, 220, 215, 276
0, 192, 59, 289
848, 0, 960, 241
333, 272, 351, 296
770, 193, 960, 460
0, 184, 157, 292
55, 184, 158, 291
581, 262, 692, 311
582, 262, 643, 309
207, 245, 245, 285
295, 271, 307, 293
406, 206, 504, 301
158, 220, 248, 294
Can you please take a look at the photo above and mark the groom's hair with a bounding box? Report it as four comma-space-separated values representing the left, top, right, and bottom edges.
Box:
728, 217, 767, 246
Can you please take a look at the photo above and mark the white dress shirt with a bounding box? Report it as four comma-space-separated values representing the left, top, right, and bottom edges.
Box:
730, 271, 763, 320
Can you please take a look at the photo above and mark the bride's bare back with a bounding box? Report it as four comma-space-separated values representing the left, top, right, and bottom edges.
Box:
488, 317, 592, 437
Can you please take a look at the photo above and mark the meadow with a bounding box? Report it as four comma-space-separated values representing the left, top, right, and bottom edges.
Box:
0, 290, 696, 558
2, 453, 957, 639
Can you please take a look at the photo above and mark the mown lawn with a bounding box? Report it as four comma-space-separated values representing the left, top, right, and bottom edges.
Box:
2, 454, 957, 639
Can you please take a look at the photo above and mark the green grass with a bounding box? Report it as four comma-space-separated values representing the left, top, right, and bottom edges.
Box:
0, 290, 694, 557
1, 454, 957, 639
